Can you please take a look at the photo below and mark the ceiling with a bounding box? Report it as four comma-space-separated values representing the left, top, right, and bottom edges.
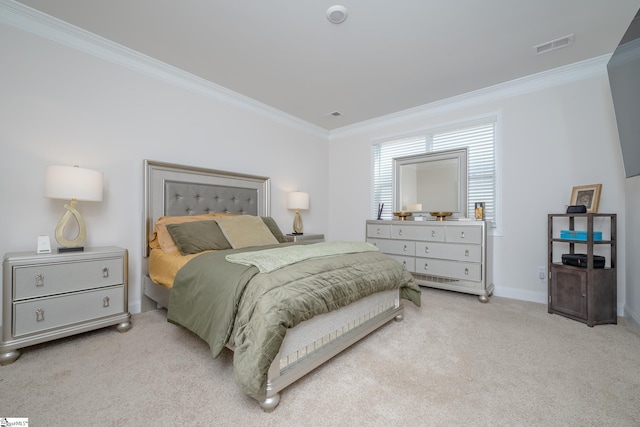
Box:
14, 0, 640, 130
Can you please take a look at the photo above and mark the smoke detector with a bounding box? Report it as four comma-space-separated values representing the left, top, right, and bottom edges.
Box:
327, 5, 348, 24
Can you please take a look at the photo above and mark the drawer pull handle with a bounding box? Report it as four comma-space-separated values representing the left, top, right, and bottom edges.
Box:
424, 246, 429, 254
377, 228, 381, 235
36, 308, 45, 322
35, 274, 45, 287
431, 230, 435, 237
398, 229, 403, 236
423, 263, 428, 271
465, 250, 469, 257
582, 294, 586, 298
461, 231, 465, 238
103, 267, 109, 278
402, 261, 407, 267
465, 268, 469, 275
103, 296, 110, 307
403, 244, 408, 252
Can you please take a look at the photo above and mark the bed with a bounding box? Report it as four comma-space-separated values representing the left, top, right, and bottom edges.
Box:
141, 160, 421, 411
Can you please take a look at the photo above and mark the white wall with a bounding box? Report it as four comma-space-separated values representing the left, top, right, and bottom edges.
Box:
0, 21, 329, 316
2, 5, 638, 332
328, 61, 629, 311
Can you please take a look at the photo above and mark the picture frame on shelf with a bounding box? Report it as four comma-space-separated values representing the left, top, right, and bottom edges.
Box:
570, 184, 602, 213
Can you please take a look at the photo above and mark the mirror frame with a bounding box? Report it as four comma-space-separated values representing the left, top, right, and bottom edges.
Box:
393, 147, 468, 218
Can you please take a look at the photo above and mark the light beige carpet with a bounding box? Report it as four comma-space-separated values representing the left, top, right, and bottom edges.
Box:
1, 288, 640, 426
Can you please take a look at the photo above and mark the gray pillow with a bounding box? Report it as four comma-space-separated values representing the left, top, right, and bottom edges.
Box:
261, 216, 287, 243
166, 220, 232, 255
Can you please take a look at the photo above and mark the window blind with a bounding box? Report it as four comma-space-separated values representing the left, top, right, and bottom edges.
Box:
372, 136, 426, 220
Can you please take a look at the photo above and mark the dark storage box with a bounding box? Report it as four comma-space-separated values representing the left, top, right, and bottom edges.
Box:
561, 253, 605, 268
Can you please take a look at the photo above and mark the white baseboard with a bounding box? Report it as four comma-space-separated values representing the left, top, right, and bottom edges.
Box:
624, 304, 640, 335
493, 286, 547, 305
129, 300, 142, 315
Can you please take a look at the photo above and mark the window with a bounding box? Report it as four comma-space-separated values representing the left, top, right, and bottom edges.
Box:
372, 121, 497, 228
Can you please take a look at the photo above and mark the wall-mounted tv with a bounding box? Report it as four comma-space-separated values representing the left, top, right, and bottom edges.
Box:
607, 8, 640, 178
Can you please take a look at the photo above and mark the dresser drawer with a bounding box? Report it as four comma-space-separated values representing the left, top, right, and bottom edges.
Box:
391, 224, 445, 242
385, 255, 415, 273
414, 258, 481, 281
444, 226, 482, 244
13, 285, 125, 337
13, 257, 124, 300
416, 242, 481, 262
367, 223, 391, 238
368, 239, 415, 256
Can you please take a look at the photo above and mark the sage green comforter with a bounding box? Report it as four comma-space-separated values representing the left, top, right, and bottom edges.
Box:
167, 243, 421, 402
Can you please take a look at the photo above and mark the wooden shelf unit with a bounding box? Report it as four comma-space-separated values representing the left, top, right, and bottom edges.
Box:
547, 213, 617, 326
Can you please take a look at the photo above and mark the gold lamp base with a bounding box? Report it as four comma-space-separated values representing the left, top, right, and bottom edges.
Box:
292, 209, 303, 234
54, 199, 86, 251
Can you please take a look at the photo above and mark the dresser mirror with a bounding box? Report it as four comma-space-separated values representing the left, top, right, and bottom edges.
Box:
393, 147, 468, 219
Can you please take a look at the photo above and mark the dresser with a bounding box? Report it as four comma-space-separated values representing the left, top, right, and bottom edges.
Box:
1, 246, 131, 365
366, 220, 493, 302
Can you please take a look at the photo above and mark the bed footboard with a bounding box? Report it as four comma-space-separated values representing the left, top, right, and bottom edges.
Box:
143, 276, 405, 413
261, 289, 403, 412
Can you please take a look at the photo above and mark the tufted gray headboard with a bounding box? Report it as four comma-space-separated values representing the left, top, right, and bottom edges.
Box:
164, 181, 259, 217
143, 160, 270, 258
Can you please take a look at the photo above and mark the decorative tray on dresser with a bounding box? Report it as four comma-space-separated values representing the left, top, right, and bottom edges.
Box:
366, 220, 493, 302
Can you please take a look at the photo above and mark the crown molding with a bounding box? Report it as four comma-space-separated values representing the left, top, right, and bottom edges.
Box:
329, 54, 612, 140
0, 0, 329, 139
1, 0, 613, 142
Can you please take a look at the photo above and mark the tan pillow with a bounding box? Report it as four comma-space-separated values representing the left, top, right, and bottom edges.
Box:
214, 215, 279, 249
153, 213, 237, 253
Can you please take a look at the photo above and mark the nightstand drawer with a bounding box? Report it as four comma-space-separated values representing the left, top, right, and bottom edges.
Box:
285, 233, 325, 243
13, 257, 124, 300
13, 285, 125, 337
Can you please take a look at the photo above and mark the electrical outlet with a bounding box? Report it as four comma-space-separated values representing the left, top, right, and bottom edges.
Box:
538, 266, 546, 280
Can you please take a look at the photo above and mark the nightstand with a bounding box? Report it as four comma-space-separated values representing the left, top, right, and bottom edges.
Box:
1, 246, 131, 365
285, 233, 325, 243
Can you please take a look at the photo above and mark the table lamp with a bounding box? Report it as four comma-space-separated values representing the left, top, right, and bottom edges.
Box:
287, 192, 309, 235
44, 165, 103, 252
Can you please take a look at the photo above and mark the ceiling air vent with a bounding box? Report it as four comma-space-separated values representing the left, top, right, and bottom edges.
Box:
534, 34, 574, 55
326, 111, 342, 117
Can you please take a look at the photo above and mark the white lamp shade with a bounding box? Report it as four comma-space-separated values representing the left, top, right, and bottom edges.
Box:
287, 192, 309, 210
44, 165, 103, 202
